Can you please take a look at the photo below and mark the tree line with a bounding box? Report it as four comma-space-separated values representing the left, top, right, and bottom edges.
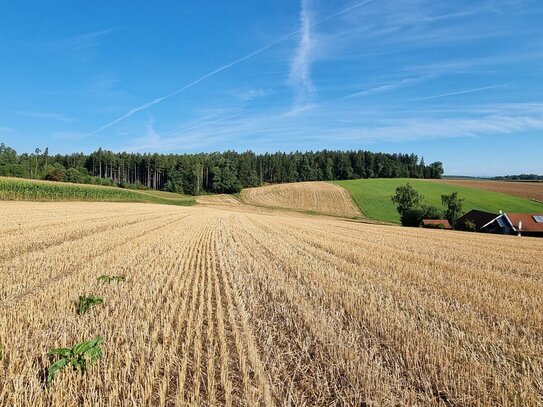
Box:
0, 143, 444, 195
491, 174, 543, 181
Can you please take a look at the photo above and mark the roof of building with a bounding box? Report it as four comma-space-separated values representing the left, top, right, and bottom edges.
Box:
507, 213, 543, 232
422, 219, 452, 229
456, 209, 499, 230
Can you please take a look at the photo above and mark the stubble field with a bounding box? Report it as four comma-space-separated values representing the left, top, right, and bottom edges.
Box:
241, 181, 361, 218
1, 201, 542, 406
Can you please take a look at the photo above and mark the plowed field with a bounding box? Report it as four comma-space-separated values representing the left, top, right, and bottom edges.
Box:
1, 202, 542, 406
437, 179, 543, 202
241, 181, 361, 217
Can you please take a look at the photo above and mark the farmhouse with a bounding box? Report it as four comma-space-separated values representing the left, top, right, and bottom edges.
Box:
456, 210, 543, 237
456, 210, 499, 232
421, 219, 452, 229
481, 212, 543, 237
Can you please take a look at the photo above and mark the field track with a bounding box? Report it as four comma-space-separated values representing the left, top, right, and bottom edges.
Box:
1, 202, 542, 406
437, 179, 543, 202
241, 181, 361, 217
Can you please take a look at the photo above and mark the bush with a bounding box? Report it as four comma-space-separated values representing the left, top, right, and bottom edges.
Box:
0, 164, 30, 178
421, 205, 444, 220
442, 192, 464, 226
464, 219, 477, 232
44, 165, 65, 182
400, 207, 425, 227
99, 178, 114, 187
391, 183, 423, 215
64, 168, 90, 184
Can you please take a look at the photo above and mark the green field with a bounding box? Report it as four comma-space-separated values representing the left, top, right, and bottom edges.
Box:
334, 178, 543, 223
0, 177, 196, 206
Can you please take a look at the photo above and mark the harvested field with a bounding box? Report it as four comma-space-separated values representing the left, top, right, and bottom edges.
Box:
438, 179, 543, 202
196, 194, 242, 206
241, 181, 361, 217
1, 202, 542, 406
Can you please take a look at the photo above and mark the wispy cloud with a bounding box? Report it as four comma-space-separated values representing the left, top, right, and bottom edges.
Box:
331, 115, 543, 143
13, 111, 73, 123
41, 28, 116, 52
0, 127, 15, 133
231, 88, 272, 101
289, 0, 316, 108
345, 76, 430, 99
414, 84, 508, 101
122, 96, 543, 154
144, 117, 162, 146
281, 103, 318, 118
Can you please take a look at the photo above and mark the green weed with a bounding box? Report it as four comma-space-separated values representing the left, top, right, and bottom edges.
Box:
47, 336, 103, 383
97, 275, 126, 283
77, 295, 103, 315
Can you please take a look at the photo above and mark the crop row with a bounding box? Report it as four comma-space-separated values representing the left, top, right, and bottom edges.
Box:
0, 177, 195, 206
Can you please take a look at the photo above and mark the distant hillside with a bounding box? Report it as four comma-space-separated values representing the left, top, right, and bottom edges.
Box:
335, 178, 543, 223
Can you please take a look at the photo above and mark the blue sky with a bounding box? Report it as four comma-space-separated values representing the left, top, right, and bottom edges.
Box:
1, 0, 542, 176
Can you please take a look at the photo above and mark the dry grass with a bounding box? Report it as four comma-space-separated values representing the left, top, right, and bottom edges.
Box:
241, 181, 361, 217
1, 201, 542, 406
438, 179, 543, 202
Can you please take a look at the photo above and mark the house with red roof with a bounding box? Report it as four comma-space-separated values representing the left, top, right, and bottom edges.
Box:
481, 212, 543, 237
421, 219, 452, 230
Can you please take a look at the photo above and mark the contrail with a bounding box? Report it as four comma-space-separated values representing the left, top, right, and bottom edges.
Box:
415, 84, 507, 101
290, 0, 315, 104
88, 0, 375, 136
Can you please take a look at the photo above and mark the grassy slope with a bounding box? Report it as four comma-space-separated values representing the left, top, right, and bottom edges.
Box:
0, 177, 195, 206
334, 178, 543, 223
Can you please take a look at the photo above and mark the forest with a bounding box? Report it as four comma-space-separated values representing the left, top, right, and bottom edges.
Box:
0, 143, 444, 195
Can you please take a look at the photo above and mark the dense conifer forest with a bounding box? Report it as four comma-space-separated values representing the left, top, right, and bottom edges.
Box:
0, 143, 444, 195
